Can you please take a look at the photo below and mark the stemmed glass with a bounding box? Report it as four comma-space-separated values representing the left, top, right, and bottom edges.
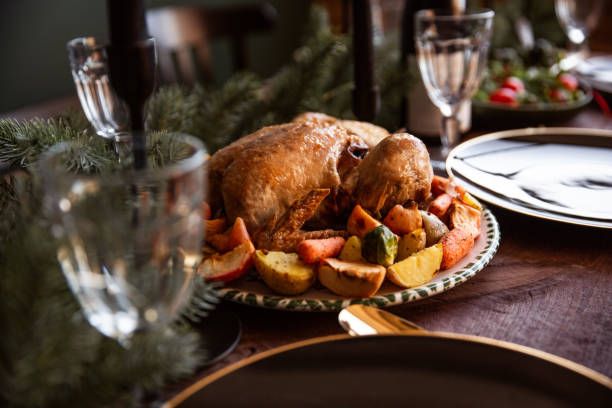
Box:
67, 37, 130, 139
40, 132, 207, 346
415, 9, 494, 171
555, 0, 605, 70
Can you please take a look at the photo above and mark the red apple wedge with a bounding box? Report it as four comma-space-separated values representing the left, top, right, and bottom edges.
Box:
198, 240, 255, 283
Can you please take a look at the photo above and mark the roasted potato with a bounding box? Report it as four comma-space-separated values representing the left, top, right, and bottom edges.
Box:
420, 210, 449, 246
318, 258, 386, 298
339, 236, 363, 262
397, 228, 426, 261
387, 244, 443, 288
254, 250, 316, 295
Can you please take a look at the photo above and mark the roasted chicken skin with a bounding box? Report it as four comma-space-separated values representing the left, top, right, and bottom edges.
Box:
207, 113, 432, 249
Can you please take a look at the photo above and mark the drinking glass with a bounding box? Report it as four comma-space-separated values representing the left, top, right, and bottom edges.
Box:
415, 8, 494, 170
40, 132, 207, 346
555, 0, 604, 69
67, 37, 130, 139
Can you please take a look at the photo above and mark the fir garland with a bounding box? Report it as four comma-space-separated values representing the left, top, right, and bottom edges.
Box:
0, 6, 409, 407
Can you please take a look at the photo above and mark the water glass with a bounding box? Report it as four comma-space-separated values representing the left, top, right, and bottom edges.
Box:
555, 0, 604, 69
40, 132, 207, 345
415, 8, 494, 168
67, 37, 130, 139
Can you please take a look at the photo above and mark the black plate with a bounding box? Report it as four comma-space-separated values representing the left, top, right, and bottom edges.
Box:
164, 334, 611, 407
195, 309, 242, 367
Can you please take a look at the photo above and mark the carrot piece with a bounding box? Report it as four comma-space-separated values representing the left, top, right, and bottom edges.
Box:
205, 218, 227, 242
428, 193, 452, 219
383, 203, 422, 235
431, 175, 450, 196
431, 175, 466, 198
439, 228, 475, 270
297, 237, 347, 264
202, 201, 212, 220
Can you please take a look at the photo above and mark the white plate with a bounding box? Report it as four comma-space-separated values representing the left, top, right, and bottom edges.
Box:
219, 208, 500, 312
447, 127, 612, 229
576, 55, 612, 94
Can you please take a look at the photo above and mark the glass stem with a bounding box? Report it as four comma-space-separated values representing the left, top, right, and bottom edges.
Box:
440, 113, 461, 158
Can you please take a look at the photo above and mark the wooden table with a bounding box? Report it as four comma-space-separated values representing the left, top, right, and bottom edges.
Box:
192, 105, 612, 386
4, 97, 612, 393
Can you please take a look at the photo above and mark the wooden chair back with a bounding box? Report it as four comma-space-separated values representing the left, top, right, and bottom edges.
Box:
147, 3, 277, 85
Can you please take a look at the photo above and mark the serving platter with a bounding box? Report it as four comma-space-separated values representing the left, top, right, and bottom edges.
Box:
164, 334, 612, 407
218, 207, 500, 312
446, 127, 612, 229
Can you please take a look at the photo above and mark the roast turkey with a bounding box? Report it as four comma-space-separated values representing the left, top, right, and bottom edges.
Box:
207, 113, 433, 250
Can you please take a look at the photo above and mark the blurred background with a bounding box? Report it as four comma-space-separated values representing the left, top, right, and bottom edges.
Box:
0, 0, 611, 113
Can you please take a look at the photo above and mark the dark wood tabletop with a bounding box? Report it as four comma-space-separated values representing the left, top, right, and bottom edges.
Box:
192, 103, 612, 387
4, 96, 612, 396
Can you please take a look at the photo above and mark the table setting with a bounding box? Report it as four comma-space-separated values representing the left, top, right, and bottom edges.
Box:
0, 0, 611, 407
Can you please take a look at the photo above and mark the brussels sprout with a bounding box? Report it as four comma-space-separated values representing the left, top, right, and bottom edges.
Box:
362, 225, 398, 267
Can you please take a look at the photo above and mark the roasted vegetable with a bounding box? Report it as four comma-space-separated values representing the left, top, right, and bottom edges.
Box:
397, 228, 426, 261
449, 201, 481, 240
254, 250, 316, 295
347, 205, 382, 238
383, 203, 422, 235
428, 193, 452, 219
420, 210, 449, 246
339, 236, 363, 262
362, 225, 398, 267
439, 228, 475, 270
461, 192, 483, 211
318, 258, 386, 298
297, 237, 346, 264
387, 244, 443, 288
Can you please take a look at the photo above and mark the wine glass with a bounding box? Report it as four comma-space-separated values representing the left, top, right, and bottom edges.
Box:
415, 8, 494, 171
40, 132, 207, 346
67, 37, 130, 139
555, 0, 605, 69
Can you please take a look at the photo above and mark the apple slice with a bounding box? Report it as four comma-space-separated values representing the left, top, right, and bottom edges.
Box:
209, 217, 251, 253
318, 258, 386, 298
198, 240, 255, 283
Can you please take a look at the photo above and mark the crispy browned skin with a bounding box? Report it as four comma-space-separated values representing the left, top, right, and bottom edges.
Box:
350, 133, 433, 218
292, 112, 389, 148
207, 115, 432, 247
254, 188, 348, 251
208, 121, 365, 233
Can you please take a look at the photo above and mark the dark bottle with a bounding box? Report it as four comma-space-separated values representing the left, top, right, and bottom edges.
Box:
401, 0, 469, 142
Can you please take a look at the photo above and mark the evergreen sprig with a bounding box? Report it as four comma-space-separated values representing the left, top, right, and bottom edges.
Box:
0, 6, 411, 407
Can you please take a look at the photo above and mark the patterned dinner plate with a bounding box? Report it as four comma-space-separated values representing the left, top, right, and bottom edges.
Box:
218, 207, 500, 312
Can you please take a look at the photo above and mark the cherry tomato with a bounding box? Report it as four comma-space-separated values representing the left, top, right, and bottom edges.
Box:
489, 88, 518, 106
501, 76, 525, 92
550, 88, 569, 102
558, 73, 578, 91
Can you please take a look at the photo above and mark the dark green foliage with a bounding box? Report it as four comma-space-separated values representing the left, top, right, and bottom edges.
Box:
0, 6, 412, 407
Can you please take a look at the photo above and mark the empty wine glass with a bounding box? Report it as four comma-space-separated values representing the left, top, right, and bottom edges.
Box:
415, 8, 494, 171
555, 0, 605, 69
40, 132, 207, 346
67, 37, 130, 139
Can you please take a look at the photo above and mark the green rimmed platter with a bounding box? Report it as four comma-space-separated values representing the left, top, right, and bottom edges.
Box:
218, 207, 500, 312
